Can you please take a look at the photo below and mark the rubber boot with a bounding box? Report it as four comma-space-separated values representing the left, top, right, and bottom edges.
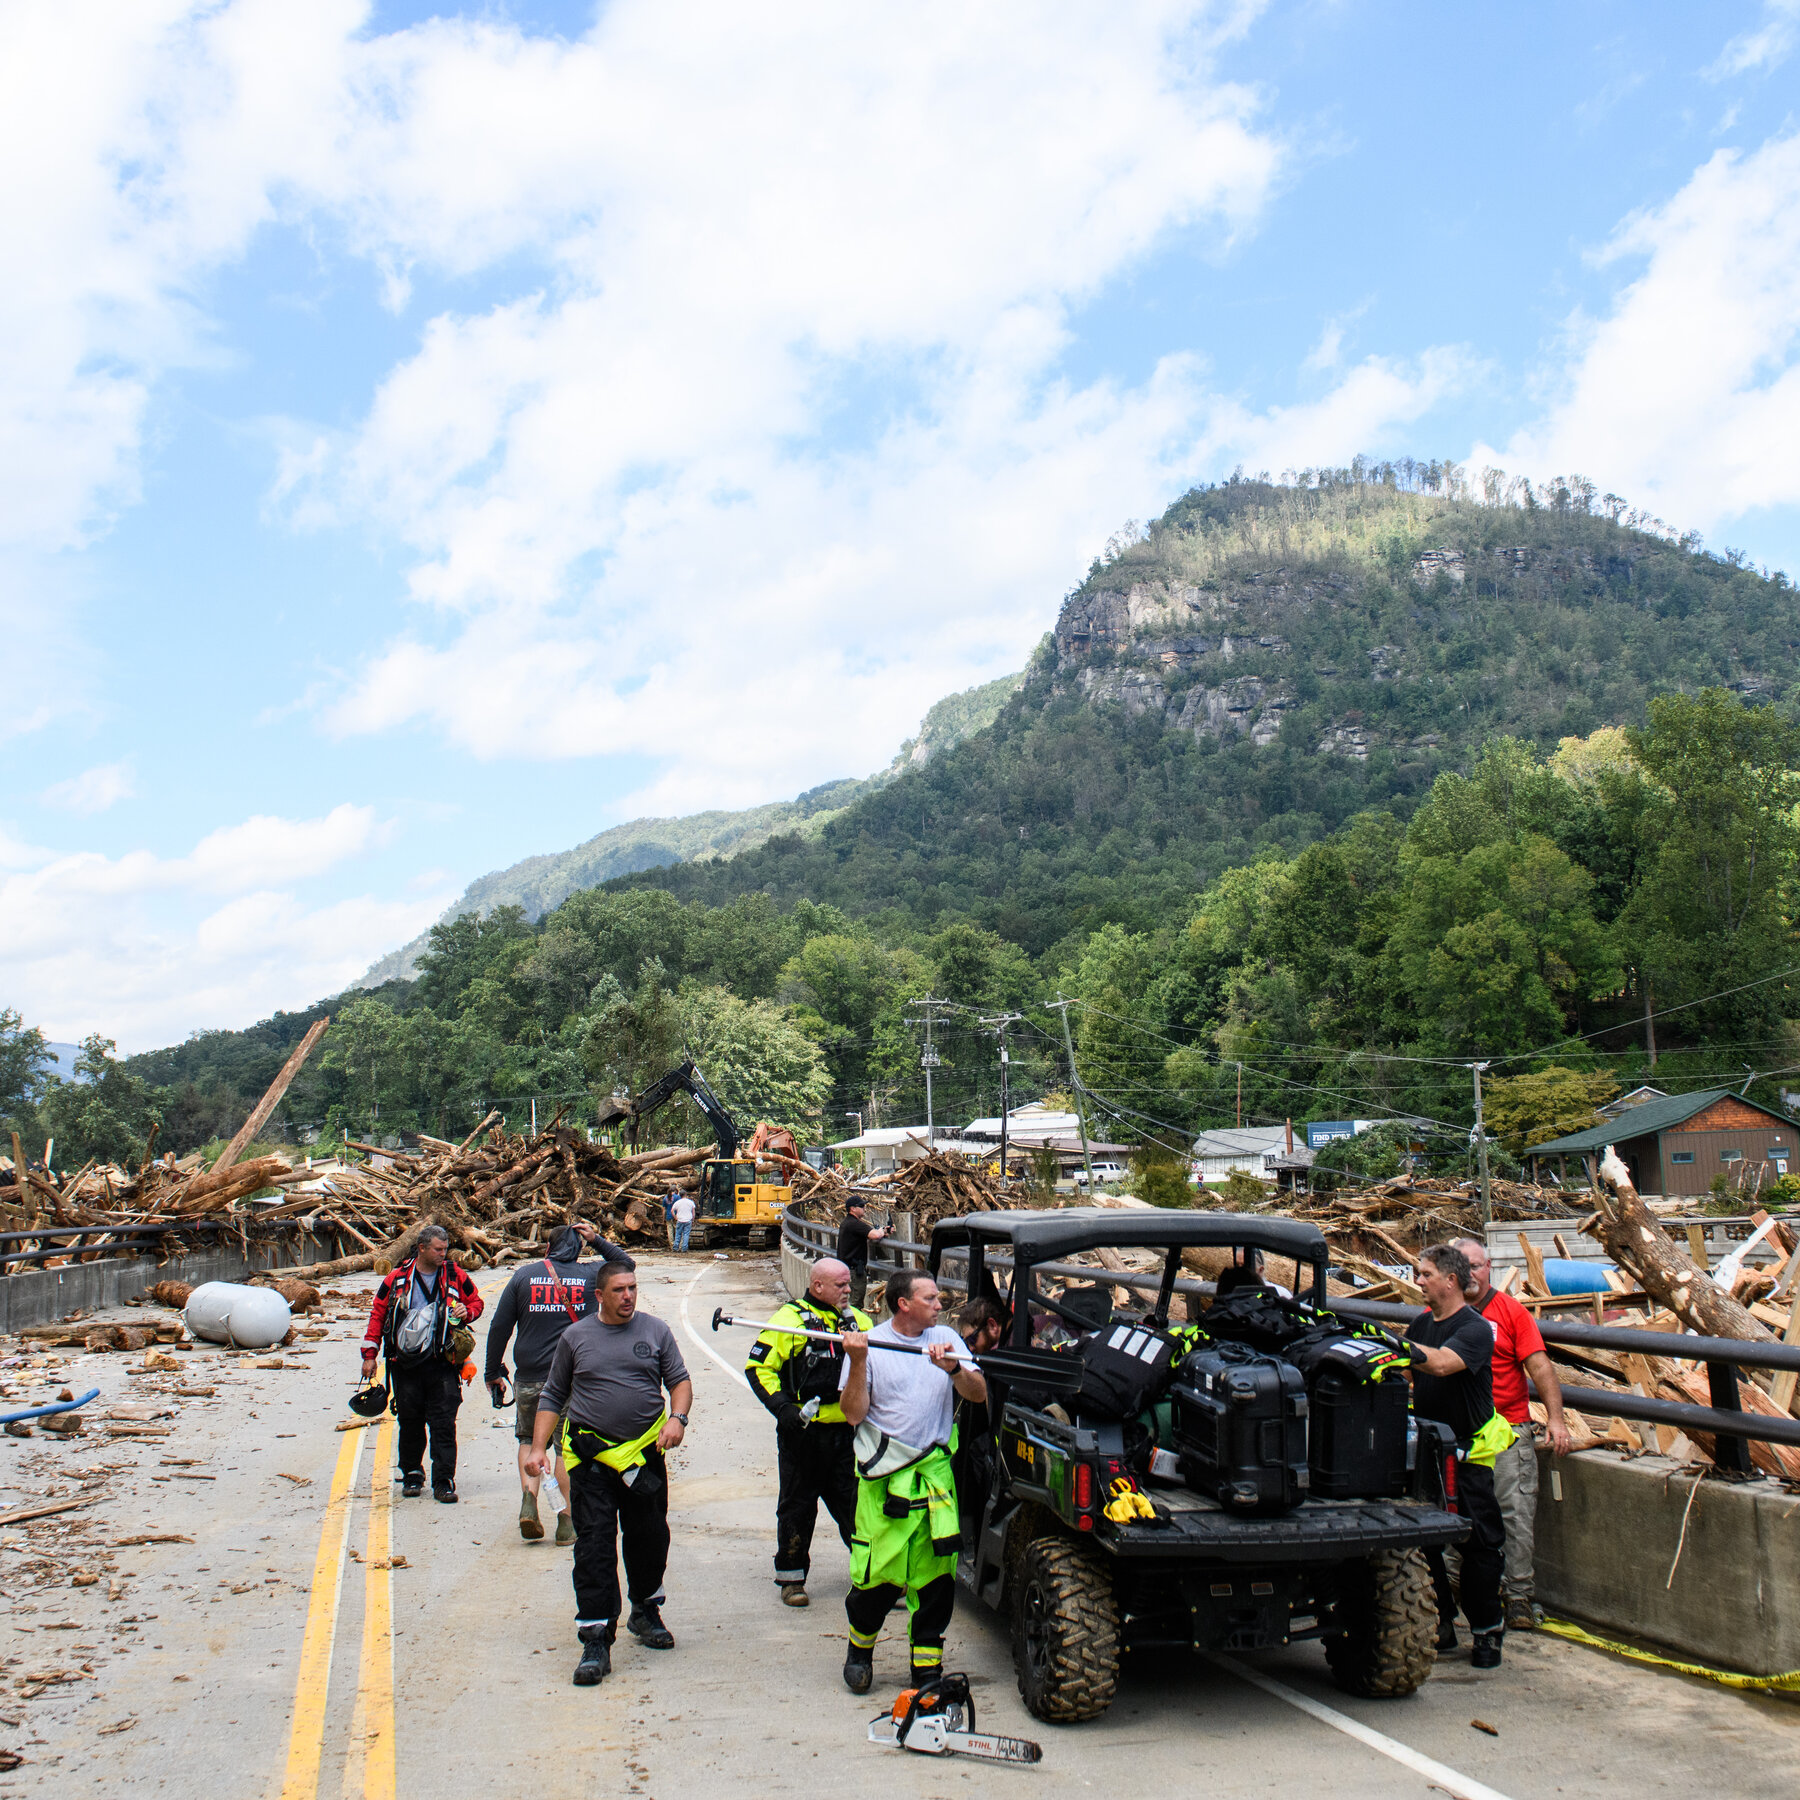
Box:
1470, 1627, 1504, 1670
842, 1644, 874, 1694
520, 1491, 544, 1541
555, 1511, 575, 1547
572, 1626, 611, 1686
627, 1601, 675, 1649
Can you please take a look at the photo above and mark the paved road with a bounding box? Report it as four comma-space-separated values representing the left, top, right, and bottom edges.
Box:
2, 1252, 1794, 1797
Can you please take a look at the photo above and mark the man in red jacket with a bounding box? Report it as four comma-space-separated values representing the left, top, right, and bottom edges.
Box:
1453, 1237, 1572, 1631
361, 1225, 484, 1502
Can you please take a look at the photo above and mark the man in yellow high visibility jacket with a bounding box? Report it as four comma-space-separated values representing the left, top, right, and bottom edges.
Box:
745, 1257, 871, 1608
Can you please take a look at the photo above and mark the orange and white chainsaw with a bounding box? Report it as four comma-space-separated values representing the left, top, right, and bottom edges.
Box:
867, 1672, 1042, 1766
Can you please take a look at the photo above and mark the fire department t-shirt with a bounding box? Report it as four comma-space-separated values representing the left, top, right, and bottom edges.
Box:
1476, 1287, 1546, 1424
1406, 1304, 1495, 1446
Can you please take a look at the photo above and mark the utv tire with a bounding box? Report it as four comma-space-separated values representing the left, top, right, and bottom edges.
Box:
1012, 1536, 1121, 1723
1324, 1547, 1437, 1698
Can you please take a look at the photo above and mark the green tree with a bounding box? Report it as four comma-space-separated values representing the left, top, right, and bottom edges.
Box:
1620, 689, 1800, 1037
675, 986, 832, 1139
1482, 1066, 1619, 1157
35, 1037, 162, 1169
0, 1009, 52, 1135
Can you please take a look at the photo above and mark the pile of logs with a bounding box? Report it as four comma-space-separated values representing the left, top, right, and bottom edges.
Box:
798, 1151, 1018, 1239
1283, 1174, 1581, 1261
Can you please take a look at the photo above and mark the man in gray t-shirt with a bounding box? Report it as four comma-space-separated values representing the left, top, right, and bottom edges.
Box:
528, 1263, 692, 1688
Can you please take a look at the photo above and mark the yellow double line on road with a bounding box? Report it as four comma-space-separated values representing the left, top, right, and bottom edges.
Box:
279, 1416, 397, 1800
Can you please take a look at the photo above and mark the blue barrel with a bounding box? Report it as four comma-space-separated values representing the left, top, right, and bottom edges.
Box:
1540, 1257, 1617, 1295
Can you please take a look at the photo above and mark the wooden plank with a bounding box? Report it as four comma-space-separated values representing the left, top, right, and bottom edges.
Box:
0, 1497, 95, 1527
1495, 1265, 1521, 1296
1686, 1223, 1709, 1265
1771, 1294, 1800, 1415
211, 1016, 329, 1176
1553, 1232, 1572, 1259
1517, 1231, 1550, 1297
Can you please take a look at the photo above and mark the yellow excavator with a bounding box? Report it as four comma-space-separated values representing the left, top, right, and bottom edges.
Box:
618, 1061, 801, 1249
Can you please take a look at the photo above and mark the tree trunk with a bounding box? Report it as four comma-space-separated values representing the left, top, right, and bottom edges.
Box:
1589, 1151, 1772, 1342
278, 1217, 436, 1283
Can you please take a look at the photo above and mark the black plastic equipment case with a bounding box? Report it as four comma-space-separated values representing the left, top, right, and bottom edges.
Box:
1169, 1342, 1309, 1512
1304, 1349, 1410, 1499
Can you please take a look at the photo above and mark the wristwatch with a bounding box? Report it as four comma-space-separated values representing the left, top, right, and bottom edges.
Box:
672, 1412, 689, 1427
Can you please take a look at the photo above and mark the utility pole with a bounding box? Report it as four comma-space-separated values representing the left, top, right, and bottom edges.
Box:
1470, 1062, 1492, 1230
1048, 996, 1094, 1189
905, 997, 950, 1150
1236, 1061, 1242, 1130
980, 1012, 1024, 1182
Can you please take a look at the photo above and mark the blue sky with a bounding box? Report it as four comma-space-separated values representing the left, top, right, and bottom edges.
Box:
4, 0, 1799, 1048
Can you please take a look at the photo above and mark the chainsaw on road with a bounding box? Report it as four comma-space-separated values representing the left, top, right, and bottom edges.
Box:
866, 1672, 1042, 1766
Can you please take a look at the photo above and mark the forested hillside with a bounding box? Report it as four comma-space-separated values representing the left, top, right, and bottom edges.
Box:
8, 467, 1798, 1175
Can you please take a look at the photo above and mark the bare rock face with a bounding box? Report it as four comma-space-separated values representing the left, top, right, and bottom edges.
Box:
1413, 548, 1465, 587
1178, 678, 1295, 745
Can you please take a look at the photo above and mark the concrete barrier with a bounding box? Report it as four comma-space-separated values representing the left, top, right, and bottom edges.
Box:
0, 1227, 357, 1335
1534, 1445, 1800, 1676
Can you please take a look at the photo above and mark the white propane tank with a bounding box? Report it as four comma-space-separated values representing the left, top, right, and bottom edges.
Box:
183, 1281, 293, 1349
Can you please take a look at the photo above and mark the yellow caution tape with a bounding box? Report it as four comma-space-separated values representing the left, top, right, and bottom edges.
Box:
1539, 1617, 1800, 1691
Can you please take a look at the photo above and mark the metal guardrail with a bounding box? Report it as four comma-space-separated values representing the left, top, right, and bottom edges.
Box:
0, 1220, 254, 1273
780, 1205, 1800, 1463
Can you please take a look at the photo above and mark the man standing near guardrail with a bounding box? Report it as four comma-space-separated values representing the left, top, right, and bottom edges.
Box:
744, 1256, 870, 1608
1453, 1236, 1572, 1633
837, 1270, 986, 1694
834, 1196, 887, 1311
1408, 1243, 1510, 1670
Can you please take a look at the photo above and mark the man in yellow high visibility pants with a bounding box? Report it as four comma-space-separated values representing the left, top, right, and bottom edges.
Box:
528, 1263, 693, 1688
837, 1270, 986, 1694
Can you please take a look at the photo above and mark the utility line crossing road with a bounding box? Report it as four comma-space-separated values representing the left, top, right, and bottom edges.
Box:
7, 1255, 1794, 1797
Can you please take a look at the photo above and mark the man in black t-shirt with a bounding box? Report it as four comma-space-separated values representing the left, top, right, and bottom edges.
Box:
1408, 1242, 1509, 1669
834, 1197, 887, 1311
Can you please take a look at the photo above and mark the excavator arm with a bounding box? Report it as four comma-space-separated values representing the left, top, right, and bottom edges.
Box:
626, 1059, 741, 1158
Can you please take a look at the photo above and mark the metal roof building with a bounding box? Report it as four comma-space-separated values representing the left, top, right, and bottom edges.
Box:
1527, 1088, 1797, 1197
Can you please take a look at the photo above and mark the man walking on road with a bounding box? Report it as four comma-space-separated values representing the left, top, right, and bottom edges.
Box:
485, 1221, 631, 1544
669, 1190, 696, 1252
834, 1196, 887, 1311
745, 1256, 871, 1608
361, 1224, 483, 1503
837, 1271, 985, 1694
1408, 1242, 1511, 1670
527, 1262, 692, 1687
1453, 1236, 1573, 1632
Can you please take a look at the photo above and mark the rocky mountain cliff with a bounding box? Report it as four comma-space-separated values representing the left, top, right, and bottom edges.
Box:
598, 471, 1796, 946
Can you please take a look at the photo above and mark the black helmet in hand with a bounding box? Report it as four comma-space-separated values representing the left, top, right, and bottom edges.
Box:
348, 1380, 389, 1418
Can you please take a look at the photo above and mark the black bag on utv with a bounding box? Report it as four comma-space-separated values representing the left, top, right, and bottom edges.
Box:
1287, 1333, 1412, 1499
1200, 1288, 1325, 1356
1169, 1341, 1309, 1513
1073, 1321, 1181, 1421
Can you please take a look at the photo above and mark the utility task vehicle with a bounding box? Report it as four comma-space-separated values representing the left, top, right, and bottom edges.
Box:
926, 1209, 1466, 1724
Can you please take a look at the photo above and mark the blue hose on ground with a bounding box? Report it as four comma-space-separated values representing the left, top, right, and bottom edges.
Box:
0, 1387, 100, 1425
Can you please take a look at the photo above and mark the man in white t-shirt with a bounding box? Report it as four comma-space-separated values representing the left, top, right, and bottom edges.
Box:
669, 1192, 697, 1253
837, 1270, 986, 1693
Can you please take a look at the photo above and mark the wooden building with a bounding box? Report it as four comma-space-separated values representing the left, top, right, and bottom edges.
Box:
1528, 1088, 1797, 1197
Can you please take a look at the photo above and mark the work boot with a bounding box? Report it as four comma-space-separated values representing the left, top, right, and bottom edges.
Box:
401, 1471, 424, 1498
1436, 1621, 1458, 1653
433, 1480, 457, 1504
910, 1664, 941, 1688
780, 1583, 809, 1608
1505, 1596, 1541, 1632
572, 1626, 611, 1687
1470, 1628, 1504, 1670
519, 1492, 544, 1541
626, 1601, 675, 1649
555, 1512, 575, 1547
842, 1645, 874, 1694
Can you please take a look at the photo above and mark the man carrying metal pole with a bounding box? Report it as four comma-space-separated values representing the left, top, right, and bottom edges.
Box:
837, 1271, 986, 1694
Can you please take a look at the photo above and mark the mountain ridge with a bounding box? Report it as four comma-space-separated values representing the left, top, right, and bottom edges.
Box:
358, 669, 1023, 984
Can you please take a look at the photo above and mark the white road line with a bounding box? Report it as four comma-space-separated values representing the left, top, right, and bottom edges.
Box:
678, 1262, 749, 1380
1206, 1656, 1515, 1800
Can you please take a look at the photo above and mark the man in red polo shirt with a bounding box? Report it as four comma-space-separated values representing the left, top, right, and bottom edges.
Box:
1454, 1237, 1573, 1632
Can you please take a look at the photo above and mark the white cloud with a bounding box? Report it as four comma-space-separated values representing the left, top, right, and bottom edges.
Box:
1708, 1, 1799, 78
1475, 133, 1800, 538
41, 760, 136, 816
0, 804, 445, 1049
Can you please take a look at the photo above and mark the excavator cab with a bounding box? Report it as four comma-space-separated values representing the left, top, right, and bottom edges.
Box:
698, 1157, 790, 1245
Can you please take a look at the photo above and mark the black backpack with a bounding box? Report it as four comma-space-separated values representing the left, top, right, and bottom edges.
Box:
1074, 1321, 1182, 1421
